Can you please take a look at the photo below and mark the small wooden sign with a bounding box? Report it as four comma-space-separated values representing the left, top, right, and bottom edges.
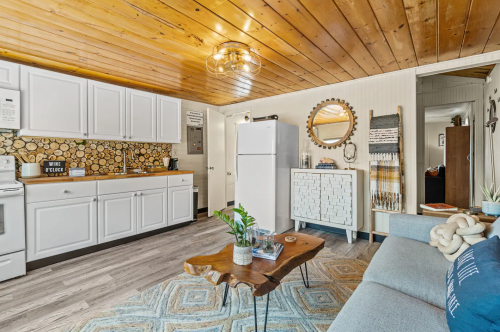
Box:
43, 160, 66, 174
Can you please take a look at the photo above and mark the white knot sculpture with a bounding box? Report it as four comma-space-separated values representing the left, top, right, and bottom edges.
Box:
429, 213, 487, 262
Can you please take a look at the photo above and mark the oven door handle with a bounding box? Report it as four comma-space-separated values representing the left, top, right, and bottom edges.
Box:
0, 188, 24, 197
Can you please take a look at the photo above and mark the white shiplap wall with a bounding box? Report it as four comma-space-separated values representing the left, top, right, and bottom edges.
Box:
173, 100, 219, 210
416, 75, 484, 208
220, 69, 417, 234
484, 64, 500, 191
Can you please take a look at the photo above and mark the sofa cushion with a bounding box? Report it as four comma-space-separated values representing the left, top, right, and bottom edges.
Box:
363, 236, 451, 309
327, 281, 449, 332
486, 218, 500, 238
446, 236, 500, 332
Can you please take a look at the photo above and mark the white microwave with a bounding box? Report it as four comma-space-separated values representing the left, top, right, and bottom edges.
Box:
0, 88, 20, 130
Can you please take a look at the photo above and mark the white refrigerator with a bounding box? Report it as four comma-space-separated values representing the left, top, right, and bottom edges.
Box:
235, 120, 299, 233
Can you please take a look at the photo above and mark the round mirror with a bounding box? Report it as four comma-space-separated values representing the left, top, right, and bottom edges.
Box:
307, 99, 357, 149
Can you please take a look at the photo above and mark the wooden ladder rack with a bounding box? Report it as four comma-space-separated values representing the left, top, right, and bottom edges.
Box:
369, 106, 405, 243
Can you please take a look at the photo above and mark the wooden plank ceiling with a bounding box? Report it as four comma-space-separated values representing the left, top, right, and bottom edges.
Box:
1, 0, 500, 106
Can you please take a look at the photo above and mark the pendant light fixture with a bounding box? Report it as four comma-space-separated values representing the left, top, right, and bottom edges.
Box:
206, 41, 261, 78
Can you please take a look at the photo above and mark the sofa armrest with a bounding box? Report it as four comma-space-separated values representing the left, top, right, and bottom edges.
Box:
389, 213, 447, 243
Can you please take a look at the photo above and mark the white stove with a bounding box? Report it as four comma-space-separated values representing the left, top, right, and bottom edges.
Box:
0, 155, 26, 282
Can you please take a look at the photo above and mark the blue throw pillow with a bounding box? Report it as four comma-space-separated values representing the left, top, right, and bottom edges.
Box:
446, 236, 500, 331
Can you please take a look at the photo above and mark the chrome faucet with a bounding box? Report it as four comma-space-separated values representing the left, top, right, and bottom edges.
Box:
122, 147, 135, 173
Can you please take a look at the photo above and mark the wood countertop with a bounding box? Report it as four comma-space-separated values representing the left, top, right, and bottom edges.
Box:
19, 170, 194, 185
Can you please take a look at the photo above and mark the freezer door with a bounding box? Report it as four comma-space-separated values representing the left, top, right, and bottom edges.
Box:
235, 155, 276, 232
237, 121, 276, 155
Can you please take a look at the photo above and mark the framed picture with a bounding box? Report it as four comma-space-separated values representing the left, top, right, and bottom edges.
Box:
438, 133, 445, 147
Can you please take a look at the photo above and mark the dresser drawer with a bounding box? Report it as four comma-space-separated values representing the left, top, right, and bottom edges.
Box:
26, 181, 97, 203
168, 174, 193, 187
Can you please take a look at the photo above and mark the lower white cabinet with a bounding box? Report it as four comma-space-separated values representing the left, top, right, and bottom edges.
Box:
98, 192, 136, 243
168, 185, 193, 225
137, 188, 168, 233
26, 197, 97, 262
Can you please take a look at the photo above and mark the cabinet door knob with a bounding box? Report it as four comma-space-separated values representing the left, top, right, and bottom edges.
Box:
93, 198, 97, 202
139, 192, 142, 196
129, 136, 132, 139
134, 193, 137, 196
63, 190, 69, 193
123, 136, 126, 139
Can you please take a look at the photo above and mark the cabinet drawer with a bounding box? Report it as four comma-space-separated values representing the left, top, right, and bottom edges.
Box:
26, 181, 97, 203
168, 174, 193, 187
98, 176, 169, 195
0, 251, 25, 282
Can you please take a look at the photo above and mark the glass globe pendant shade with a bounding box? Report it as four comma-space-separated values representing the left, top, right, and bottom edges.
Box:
206, 41, 261, 78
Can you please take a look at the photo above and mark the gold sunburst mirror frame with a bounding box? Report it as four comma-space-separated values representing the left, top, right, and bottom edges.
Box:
307, 98, 357, 149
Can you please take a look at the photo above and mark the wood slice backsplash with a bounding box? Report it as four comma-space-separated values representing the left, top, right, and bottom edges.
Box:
0, 133, 172, 177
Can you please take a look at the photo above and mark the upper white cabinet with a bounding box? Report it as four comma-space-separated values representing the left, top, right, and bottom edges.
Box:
0, 59, 19, 90
20, 66, 88, 138
126, 88, 156, 142
88, 80, 126, 141
157, 95, 181, 143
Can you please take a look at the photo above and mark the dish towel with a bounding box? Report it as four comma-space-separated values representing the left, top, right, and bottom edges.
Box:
369, 114, 401, 210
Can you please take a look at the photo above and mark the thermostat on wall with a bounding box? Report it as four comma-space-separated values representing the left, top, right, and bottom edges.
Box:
0, 88, 20, 130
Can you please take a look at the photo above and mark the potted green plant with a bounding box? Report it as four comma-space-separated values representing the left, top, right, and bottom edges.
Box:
214, 204, 255, 265
481, 182, 500, 217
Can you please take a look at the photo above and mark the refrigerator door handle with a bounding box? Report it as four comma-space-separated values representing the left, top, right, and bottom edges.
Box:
235, 127, 239, 180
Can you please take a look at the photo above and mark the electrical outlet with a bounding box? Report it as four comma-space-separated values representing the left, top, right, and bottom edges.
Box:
171, 149, 178, 157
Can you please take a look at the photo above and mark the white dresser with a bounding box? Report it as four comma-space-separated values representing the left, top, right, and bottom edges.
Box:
291, 168, 363, 243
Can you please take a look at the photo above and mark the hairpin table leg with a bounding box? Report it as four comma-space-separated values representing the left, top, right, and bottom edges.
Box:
253, 296, 258, 331
222, 283, 229, 307
299, 262, 310, 288
253, 293, 271, 332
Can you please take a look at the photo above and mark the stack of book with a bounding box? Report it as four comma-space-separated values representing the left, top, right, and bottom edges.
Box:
316, 163, 338, 169
252, 242, 284, 261
69, 167, 85, 177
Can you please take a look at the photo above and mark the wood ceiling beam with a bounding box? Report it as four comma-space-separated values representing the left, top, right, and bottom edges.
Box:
262, 0, 368, 79
437, 0, 471, 61
333, 0, 399, 73
207, 0, 352, 82
367, 0, 418, 69
460, 0, 500, 58
403, 0, 437, 66
299, 0, 383, 76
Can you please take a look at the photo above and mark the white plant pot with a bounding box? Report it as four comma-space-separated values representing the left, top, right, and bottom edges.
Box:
233, 244, 252, 265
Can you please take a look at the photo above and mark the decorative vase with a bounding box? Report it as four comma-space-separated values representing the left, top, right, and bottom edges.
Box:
482, 200, 500, 217
233, 244, 253, 265
300, 139, 311, 169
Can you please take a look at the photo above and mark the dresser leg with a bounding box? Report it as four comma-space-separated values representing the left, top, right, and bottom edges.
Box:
295, 220, 301, 231
346, 230, 353, 244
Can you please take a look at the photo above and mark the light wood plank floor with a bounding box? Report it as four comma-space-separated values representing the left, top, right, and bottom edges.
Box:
0, 210, 381, 332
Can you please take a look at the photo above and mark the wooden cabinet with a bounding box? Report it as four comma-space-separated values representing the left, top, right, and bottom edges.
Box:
137, 188, 168, 233
20, 66, 88, 138
126, 88, 157, 142
0, 59, 19, 90
290, 169, 363, 243
98, 192, 136, 243
157, 95, 181, 143
88, 80, 126, 141
26, 197, 97, 262
168, 185, 193, 225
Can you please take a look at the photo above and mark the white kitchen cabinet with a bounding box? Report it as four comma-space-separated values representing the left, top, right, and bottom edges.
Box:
168, 185, 193, 225
98, 192, 136, 243
157, 95, 181, 143
0, 59, 19, 90
127, 88, 157, 142
20, 66, 88, 138
26, 197, 97, 262
137, 188, 168, 233
88, 80, 126, 141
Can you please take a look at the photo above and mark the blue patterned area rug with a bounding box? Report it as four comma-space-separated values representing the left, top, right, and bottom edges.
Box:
66, 248, 367, 332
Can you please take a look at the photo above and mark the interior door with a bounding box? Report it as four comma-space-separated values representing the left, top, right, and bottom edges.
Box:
98, 192, 136, 243
445, 126, 470, 208
88, 80, 126, 141
207, 108, 226, 216
126, 88, 156, 142
137, 188, 167, 233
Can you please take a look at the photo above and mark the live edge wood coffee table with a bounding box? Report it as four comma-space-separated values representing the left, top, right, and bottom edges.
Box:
184, 233, 325, 331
